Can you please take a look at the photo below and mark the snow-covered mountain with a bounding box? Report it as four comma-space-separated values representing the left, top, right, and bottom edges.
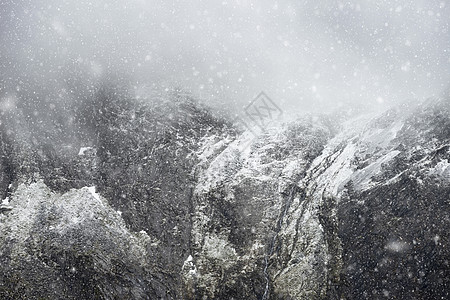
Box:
0, 89, 449, 299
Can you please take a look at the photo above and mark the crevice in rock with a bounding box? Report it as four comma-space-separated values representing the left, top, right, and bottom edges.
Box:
318, 191, 343, 300
262, 183, 298, 300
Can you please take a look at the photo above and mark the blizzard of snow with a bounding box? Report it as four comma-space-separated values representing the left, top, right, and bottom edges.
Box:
385, 240, 410, 253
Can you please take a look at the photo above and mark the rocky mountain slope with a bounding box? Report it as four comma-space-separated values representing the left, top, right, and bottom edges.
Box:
0, 87, 449, 299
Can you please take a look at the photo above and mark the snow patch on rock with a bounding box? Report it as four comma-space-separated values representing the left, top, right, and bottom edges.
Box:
428, 159, 450, 179
78, 147, 94, 156
87, 186, 101, 202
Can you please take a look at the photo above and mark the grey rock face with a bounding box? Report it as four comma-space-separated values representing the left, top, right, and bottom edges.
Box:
0, 86, 235, 299
0, 182, 153, 299
1, 87, 449, 299
188, 118, 335, 299
335, 100, 450, 299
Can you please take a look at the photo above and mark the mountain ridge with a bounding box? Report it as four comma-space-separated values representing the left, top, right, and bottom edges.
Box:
0, 90, 449, 299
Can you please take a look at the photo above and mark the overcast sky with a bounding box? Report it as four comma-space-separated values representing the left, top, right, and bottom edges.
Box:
1, 0, 449, 114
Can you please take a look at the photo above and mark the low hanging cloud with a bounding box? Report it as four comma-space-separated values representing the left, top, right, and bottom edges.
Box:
1, 0, 449, 113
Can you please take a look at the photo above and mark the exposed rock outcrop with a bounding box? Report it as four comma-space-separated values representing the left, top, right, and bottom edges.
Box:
1, 87, 449, 299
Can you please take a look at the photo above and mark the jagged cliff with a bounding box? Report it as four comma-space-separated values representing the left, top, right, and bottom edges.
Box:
0, 87, 449, 299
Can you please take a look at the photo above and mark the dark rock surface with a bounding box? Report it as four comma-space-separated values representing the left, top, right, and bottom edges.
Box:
0, 85, 449, 299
